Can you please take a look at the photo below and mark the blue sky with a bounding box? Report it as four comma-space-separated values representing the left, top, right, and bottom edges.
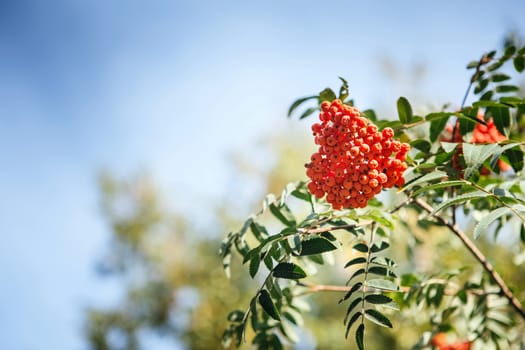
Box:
1, 0, 525, 349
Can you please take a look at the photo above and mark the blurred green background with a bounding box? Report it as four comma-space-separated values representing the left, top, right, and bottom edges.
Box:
1, 1, 525, 349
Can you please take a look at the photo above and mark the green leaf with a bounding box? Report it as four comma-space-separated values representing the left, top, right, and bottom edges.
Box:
362, 109, 377, 121
466, 60, 479, 69
499, 96, 525, 106
474, 78, 489, 94
495, 85, 520, 93
429, 116, 450, 142
504, 45, 516, 56
258, 289, 280, 320
250, 222, 268, 242
288, 95, 317, 117
368, 266, 396, 278
432, 190, 487, 214
299, 107, 318, 120
356, 324, 365, 350
345, 311, 362, 339
504, 147, 524, 172
426, 112, 453, 121
249, 254, 261, 278
269, 203, 296, 227
365, 294, 393, 304
473, 207, 511, 239
487, 106, 510, 136
367, 278, 398, 291
340, 282, 363, 304
411, 180, 468, 196
345, 256, 367, 268
463, 143, 501, 179
365, 309, 392, 328
370, 241, 389, 253
353, 242, 369, 253
338, 76, 349, 101
299, 237, 337, 256
348, 268, 366, 282
480, 90, 494, 101
491, 73, 511, 82
401, 170, 447, 192
411, 139, 431, 153
344, 296, 363, 323
487, 60, 504, 71
473, 100, 508, 108
319, 88, 337, 102
227, 310, 245, 322
273, 262, 307, 279
514, 56, 525, 73
397, 97, 413, 123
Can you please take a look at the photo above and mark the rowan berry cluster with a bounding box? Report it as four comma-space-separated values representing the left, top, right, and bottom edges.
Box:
431, 332, 471, 350
305, 99, 410, 210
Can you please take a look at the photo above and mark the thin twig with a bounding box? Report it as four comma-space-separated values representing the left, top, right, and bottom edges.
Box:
413, 198, 525, 321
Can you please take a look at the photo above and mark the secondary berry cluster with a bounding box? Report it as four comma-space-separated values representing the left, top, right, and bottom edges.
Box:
305, 99, 410, 209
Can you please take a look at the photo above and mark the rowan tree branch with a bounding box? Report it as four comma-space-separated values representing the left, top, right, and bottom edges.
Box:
413, 198, 525, 321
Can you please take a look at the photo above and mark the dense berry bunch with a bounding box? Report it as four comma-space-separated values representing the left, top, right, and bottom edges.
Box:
305, 99, 410, 209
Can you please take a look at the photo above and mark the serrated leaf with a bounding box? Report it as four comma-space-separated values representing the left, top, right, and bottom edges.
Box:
344, 256, 367, 268
258, 290, 280, 321
299, 237, 337, 256
473, 207, 511, 239
397, 96, 413, 123
367, 278, 398, 291
353, 243, 369, 253
401, 170, 447, 192
432, 190, 487, 214
463, 143, 501, 179
273, 262, 307, 279
365, 309, 392, 328
356, 324, 365, 350
411, 180, 468, 196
